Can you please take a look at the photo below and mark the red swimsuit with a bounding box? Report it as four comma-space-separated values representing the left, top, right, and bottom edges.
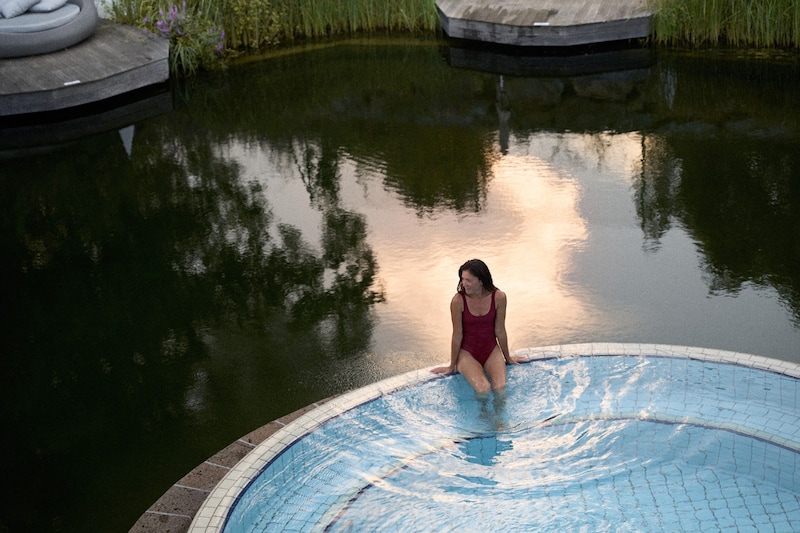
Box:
460, 291, 498, 366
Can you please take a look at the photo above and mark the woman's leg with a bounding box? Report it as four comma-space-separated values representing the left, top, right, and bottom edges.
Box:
457, 350, 492, 396
483, 346, 508, 392
484, 347, 509, 423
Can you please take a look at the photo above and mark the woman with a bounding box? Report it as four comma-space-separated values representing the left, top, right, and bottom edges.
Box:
432, 259, 521, 396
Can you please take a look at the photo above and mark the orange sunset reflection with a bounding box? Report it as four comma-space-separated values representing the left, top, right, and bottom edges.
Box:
239, 130, 645, 367
352, 132, 637, 359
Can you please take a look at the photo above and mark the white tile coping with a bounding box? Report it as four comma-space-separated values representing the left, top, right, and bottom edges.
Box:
188, 343, 800, 533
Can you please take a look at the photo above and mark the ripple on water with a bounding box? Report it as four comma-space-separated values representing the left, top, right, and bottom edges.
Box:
224, 356, 800, 532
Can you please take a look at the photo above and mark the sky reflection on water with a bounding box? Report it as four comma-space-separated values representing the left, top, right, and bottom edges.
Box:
225, 122, 798, 377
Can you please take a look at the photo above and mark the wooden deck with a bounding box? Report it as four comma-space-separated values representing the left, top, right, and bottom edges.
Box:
0, 19, 169, 117
0, 87, 172, 151
436, 0, 654, 47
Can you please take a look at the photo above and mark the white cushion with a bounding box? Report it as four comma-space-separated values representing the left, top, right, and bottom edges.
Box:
0, 0, 39, 18
0, 2, 78, 30
29, 0, 69, 13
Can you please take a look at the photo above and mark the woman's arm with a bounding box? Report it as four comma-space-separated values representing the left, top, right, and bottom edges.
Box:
494, 290, 515, 364
432, 293, 463, 374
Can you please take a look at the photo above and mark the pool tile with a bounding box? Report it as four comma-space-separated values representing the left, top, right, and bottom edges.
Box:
185, 343, 800, 533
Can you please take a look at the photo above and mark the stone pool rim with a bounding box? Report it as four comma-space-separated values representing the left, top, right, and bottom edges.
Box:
134, 343, 800, 533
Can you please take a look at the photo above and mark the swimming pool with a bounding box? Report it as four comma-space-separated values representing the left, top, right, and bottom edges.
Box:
189, 344, 800, 532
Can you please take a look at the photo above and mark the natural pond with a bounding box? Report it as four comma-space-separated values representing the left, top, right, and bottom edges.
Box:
1, 37, 799, 531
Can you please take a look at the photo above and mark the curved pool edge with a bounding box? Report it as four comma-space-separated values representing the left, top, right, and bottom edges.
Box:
128, 396, 341, 533
130, 343, 800, 533
518, 342, 800, 379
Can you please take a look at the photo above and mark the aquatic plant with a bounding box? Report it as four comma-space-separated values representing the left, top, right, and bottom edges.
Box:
107, 0, 437, 74
221, 0, 282, 50
651, 0, 800, 48
109, 0, 227, 75
270, 0, 438, 41
150, 1, 226, 75
108, 0, 800, 75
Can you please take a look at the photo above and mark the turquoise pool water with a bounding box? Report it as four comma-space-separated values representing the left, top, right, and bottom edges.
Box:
193, 346, 800, 532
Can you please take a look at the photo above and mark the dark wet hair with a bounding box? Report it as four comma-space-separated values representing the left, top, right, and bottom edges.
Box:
457, 259, 498, 293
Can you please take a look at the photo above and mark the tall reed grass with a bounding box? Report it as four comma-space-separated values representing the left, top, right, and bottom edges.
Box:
270, 0, 438, 41
108, 0, 798, 76
651, 0, 800, 48
107, 0, 438, 74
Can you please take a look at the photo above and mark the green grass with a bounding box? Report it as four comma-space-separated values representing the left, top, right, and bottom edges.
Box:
107, 0, 439, 74
651, 0, 800, 48
107, 0, 798, 76
270, 0, 438, 41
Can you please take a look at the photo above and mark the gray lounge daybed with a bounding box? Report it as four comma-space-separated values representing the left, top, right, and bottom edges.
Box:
0, 0, 97, 59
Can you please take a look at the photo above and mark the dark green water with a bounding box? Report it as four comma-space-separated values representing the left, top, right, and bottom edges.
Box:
1, 38, 799, 531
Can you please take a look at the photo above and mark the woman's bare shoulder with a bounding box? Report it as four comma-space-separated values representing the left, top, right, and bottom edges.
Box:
450, 292, 463, 308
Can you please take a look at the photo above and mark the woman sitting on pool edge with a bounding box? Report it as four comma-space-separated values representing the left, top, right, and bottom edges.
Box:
432, 259, 522, 399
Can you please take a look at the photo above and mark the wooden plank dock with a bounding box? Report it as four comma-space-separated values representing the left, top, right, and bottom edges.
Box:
0, 87, 172, 151
436, 0, 654, 47
0, 19, 169, 118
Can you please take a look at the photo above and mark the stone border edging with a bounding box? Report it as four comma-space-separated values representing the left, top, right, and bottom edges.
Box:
131, 343, 800, 532
129, 397, 339, 532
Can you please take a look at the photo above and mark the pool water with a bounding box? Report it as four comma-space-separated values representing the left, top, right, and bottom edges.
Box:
195, 346, 800, 532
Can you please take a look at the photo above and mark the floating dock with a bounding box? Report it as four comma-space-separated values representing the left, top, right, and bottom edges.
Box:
0, 19, 169, 117
436, 0, 654, 47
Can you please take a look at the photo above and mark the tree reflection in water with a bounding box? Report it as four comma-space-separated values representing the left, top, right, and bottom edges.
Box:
0, 112, 383, 531
636, 53, 800, 322
640, 134, 800, 319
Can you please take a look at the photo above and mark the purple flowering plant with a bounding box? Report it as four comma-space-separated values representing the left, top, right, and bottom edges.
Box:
143, 0, 226, 75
